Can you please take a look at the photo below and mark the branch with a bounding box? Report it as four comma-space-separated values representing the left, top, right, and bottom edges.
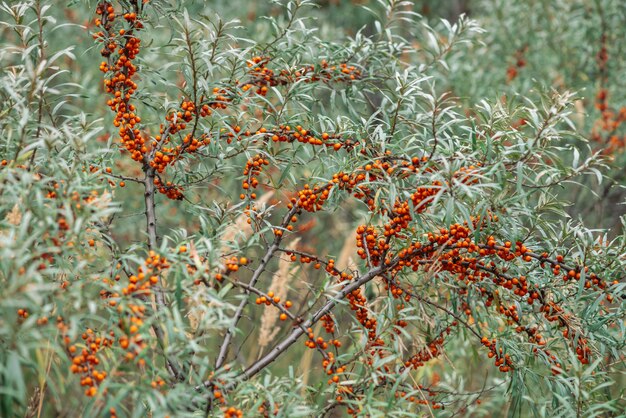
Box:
197, 262, 390, 392
241, 262, 387, 380
143, 166, 184, 380
144, 168, 158, 250
226, 278, 330, 363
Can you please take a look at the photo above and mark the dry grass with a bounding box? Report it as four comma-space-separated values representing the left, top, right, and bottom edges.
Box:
299, 321, 324, 396
221, 191, 274, 253
337, 228, 358, 272
188, 192, 274, 332
5, 202, 22, 225
257, 237, 300, 350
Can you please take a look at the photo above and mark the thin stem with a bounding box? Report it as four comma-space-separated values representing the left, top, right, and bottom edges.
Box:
143, 166, 184, 380
144, 168, 158, 250
27, 0, 46, 170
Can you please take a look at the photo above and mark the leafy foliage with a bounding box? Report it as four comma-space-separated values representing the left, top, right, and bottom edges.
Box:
0, 1, 624, 417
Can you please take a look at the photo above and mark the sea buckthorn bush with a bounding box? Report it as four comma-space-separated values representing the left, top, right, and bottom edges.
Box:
0, 1, 624, 417
436, 0, 626, 234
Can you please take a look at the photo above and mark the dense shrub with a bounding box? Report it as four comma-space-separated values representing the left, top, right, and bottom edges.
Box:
0, 1, 624, 417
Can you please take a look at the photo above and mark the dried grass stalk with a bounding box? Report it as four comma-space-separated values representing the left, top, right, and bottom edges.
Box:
5, 203, 22, 225
337, 231, 358, 272
221, 191, 274, 254
188, 192, 274, 332
299, 321, 323, 395
257, 238, 300, 350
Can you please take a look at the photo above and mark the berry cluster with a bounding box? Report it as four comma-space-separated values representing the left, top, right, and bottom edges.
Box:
292, 157, 435, 217
254, 289, 293, 318
17, 308, 28, 319
356, 224, 386, 266
242, 56, 363, 96
241, 154, 270, 200
66, 252, 173, 399
95, 2, 219, 201
591, 34, 626, 153
153, 177, 185, 200
68, 328, 114, 397
96, 2, 145, 163
257, 401, 279, 417
120, 251, 167, 297
592, 88, 626, 154
403, 324, 457, 370
269, 125, 355, 151
223, 406, 243, 417
304, 327, 341, 351
506, 46, 527, 82
283, 156, 614, 385
394, 388, 442, 409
